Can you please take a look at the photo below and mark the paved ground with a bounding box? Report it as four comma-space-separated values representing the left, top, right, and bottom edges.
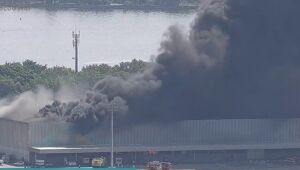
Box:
139, 163, 300, 170
2, 162, 300, 169
171, 163, 300, 170
0, 164, 22, 168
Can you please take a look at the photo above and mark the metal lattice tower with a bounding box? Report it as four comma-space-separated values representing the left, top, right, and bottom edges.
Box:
72, 30, 80, 73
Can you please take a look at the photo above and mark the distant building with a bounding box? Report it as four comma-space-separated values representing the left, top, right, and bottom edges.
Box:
1, 118, 300, 167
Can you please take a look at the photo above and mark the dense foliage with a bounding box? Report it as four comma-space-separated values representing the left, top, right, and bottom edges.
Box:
0, 59, 148, 98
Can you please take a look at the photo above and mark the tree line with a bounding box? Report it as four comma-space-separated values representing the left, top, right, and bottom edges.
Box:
0, 59, 148, 98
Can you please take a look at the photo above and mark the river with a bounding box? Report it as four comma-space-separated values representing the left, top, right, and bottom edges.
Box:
0, 8, 195, 68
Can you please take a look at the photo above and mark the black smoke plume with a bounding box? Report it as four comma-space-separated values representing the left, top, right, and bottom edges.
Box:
39, 0, 300, 131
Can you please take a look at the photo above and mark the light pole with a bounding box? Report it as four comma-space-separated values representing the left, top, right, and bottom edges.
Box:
111, 101, 115, 168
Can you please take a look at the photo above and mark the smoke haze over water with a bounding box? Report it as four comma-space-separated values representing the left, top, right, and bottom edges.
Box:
26, 0, 300, 130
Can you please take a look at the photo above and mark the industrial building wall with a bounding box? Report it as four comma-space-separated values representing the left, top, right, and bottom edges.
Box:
0, 118, 29, 160
29, 121, 74, 147
89, 119, 300, 146
28, 119, 300, 147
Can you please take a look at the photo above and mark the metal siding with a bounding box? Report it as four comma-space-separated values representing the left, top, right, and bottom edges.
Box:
3, 118, 300, 156
0, 119, 29, 159
29, 121, 74, 147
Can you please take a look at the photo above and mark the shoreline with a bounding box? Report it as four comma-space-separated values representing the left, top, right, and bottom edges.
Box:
0, 3, 199, 12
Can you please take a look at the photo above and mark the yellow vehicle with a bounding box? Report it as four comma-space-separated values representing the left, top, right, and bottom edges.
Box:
92, 157, 107, 168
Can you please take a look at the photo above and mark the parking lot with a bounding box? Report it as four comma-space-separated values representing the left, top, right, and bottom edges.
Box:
0, 163, 22, 168
2, 162, 300, 170
170, 163, 300, 170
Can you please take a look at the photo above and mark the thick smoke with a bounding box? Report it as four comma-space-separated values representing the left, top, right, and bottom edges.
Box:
0, 85, 83, 122
39, 0, 300, 131
0, 87, 53, 122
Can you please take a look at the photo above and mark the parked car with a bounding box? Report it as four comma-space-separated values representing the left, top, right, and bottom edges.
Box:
13, 161, 24, 167
67, 161, 77, 167
35, 159, 45, 168
161, 162, 172, 170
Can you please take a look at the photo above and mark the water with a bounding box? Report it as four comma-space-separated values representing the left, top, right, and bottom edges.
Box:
0, 8, 195, 68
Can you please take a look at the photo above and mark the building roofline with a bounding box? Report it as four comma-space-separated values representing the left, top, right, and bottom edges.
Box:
0, 117, 29, 124
29, 144, 300, 154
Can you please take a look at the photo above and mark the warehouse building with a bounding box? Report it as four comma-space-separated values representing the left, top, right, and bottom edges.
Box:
1, 118, 300, 167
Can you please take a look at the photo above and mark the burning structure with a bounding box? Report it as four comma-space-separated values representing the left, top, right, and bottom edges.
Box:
38, 0, 300, 129
2, 118, 300, 167
1, 0, 300, 167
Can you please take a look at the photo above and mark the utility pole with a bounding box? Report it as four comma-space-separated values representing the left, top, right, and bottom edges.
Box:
72, 30, 80, 73
111, 101, 115, 168
111, 100, 119, 168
